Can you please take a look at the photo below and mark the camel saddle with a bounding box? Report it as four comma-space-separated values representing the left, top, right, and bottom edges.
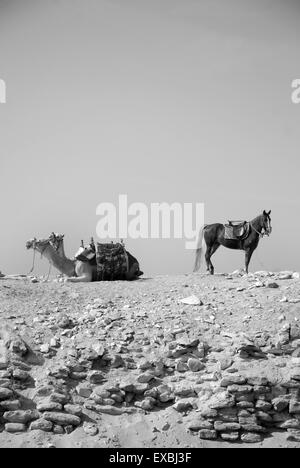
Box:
224, 220, 250, 240
95, 242, 129, 281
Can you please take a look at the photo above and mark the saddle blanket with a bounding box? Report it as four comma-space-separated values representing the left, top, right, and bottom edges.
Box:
95, 242, 129, 281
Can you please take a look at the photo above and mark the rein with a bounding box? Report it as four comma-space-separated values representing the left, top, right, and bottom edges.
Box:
250, 222, 265, 238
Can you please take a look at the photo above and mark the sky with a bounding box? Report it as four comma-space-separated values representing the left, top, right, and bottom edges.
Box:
0, 0, 299, 276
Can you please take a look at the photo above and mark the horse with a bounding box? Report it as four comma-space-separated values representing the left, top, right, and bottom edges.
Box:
193, 210, 272, 275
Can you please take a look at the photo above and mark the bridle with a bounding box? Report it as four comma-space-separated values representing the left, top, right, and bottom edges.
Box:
250, 216, 272, 238
27, 238, 54, 279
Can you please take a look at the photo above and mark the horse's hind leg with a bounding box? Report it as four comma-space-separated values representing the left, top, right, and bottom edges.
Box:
206, 243, 220, 275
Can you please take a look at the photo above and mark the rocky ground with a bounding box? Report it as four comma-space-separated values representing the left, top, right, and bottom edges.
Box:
0, 270, 300, 449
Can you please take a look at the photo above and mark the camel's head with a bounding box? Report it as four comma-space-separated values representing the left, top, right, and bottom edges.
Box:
48, 233, 65, 251
26, 237, 52, 254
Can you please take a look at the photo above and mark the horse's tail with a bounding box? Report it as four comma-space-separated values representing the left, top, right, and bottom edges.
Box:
193, 225, 206, 272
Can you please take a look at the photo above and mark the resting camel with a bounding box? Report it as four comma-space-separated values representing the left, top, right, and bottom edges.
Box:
26, 234, 143, 283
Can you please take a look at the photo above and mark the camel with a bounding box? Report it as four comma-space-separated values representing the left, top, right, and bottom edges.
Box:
26, 234, 143, 283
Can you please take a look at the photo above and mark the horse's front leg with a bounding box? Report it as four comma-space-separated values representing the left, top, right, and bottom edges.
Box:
245, 248, 254, 274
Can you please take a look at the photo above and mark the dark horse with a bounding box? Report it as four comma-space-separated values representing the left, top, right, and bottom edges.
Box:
193, 210, 272, 275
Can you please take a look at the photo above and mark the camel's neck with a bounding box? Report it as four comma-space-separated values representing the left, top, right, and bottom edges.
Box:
57, 241, 67, 259
40, 245, 76, 277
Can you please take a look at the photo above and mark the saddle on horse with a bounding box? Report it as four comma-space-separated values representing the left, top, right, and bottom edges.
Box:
224, 220, 250, 240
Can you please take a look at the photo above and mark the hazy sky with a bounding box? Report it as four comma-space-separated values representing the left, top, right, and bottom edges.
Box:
0, 0, 299, 276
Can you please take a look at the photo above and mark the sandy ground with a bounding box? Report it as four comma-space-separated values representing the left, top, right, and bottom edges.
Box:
0, 272, 300, 449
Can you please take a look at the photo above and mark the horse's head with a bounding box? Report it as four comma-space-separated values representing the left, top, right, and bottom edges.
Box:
262, 210, 272, 236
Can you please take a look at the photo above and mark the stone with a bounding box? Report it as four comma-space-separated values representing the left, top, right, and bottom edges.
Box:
256, 411, 273, 423
43, 412, 81, 426
87, 371, 105, 384
180, 295, 203, 306
3, 410, 39, 424
40, 344, 50, 354
139, 398, 155, 411
279, 419, 300, 429
240, 433, 262, 443
76, 383, 92, 398
12, 369, 31, 381
201, 408, 218, 419
209, 392, 235, 410
255, 400, 272, 411
0, 400, 21, 411
53, 425, 64, 434
64, 425, 74, 434
187, 417, 214, 431
50, 392, 70, 405
174, 383, 196, 398
214, 421, 240, 432
290, 368, 300, 381
93, 405, 124, 415
9, 339, 28, 356
236, 401, 254, 409
30, 419, 53, 432
173, 399, 194, 412
57, 315, 74, 329
247, 376, 268, 386
187, 358, 204, 372
217, 408, 238, 422
83, 422, 98, 436
227, 385, 253, 396
286, 430, 300, 442
91, 342, 105, 357
272, 396, 290, 412
265, 281, 279, 289
220, 375, 246, 387
64, 404, 83, 417
37, 401, 63, 412
199, 429, 217, 440
102, 398, 116, 406
133, 383, 150, 395
137, 372, 154, 384
218, 356, 233, 371
137, 359, 152, 370
110, 355, 125, 368
175, 361, 188, 373
220, 432, 240, 442
0, 388, 13, 401
5, 423, 27, 433
289, 399, 300, 414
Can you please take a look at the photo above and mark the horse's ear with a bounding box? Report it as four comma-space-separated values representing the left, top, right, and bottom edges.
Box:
263, 210, 266, 215
268, 210, 271, 216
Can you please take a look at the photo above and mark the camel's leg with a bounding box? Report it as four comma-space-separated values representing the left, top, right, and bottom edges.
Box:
65, 275, 92, 283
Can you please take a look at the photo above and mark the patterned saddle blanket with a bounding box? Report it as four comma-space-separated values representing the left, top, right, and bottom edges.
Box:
224, 221, 250, 240
95, 242, 129, 281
